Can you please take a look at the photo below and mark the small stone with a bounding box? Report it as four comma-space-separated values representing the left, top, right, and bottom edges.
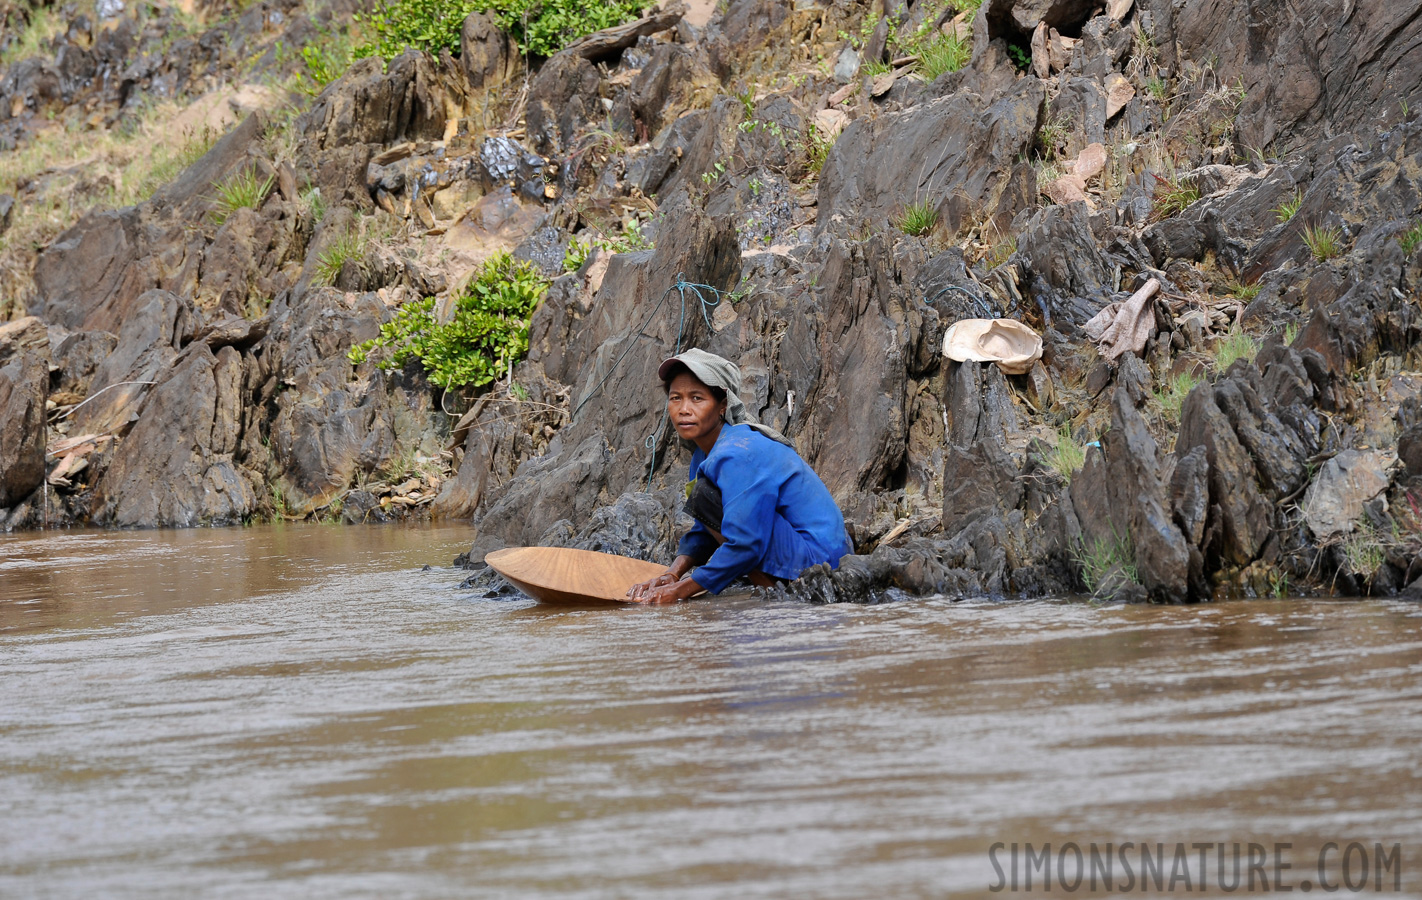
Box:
1105, 73, 1136, 119
1031, 22, 1050, 79
1073, 142, 1109, 181
1044, 174, 1089, 206
833, 46, 860, 84
814, 108, 850, 139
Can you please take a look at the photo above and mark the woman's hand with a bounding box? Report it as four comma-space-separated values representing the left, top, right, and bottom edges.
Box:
628, 555, 697, 603
627, 571, 679, 602
635, 576, 704, 605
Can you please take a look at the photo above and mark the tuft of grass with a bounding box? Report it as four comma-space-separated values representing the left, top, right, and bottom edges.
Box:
1151, 174, 1200, 219
1302, 222, 1345, 261
0, 4, 64, 66
1074, 531, 1140, 595
1154, 371, 1200, 423
1341, 526, 1385, 580
1269, 569, 1289, 598
314, 227, 365, 286
801, 122, 834, 176
1045, 423, 1087, 483
986, 234, 1017, 269
1398, 220, 1422, 255
1273, 188, 1303, 224
211, 169, 275, 225
1283, 321, 1299, 346
915, 29, 971, 81
1036, 110, 1071, 161
1213, 327, 1259, 371
1228, 279, 1261, 301
894, 200, 939, 236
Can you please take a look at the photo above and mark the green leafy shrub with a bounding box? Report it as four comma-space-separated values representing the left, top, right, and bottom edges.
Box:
300, 36, 357, 95
355, 0, 652, 62
348, 252, 548, 391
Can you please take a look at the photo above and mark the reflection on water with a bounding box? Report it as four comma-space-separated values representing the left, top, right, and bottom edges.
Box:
2, 525, 1421, 898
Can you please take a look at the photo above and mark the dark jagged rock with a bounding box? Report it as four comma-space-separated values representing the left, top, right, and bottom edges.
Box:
90, 342, 255, 527
818, 77, 1044, 235
627, 42, 721, 138
524, 52, 601, 156
1015, 200, 1113, 313
460, 12, 517, 90
1142, 0, 1422, 150
0, 319, 51, 509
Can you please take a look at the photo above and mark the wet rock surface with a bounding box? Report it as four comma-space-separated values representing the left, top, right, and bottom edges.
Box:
5, 0, 1422, 601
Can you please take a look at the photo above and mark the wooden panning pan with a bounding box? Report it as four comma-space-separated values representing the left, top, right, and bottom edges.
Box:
484, 547, 668, 604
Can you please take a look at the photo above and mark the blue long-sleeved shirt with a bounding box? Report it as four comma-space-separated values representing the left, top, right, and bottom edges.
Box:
677, 424, 852, 594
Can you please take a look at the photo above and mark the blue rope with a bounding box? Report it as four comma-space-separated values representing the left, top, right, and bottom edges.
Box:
567, 273, 725, 491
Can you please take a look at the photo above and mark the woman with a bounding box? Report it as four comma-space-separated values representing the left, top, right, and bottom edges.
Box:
628, 348, 852, 604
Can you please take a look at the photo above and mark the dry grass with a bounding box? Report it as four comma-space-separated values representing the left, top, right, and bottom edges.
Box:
0, 103, 222, 319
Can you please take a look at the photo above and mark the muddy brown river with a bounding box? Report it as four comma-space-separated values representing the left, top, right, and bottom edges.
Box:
2, 524, 1421, 898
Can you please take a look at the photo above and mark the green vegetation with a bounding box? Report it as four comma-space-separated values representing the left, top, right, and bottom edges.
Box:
1273, 188, 1303, 224
1213, 327, 1259, 371
348, 252, 548, 391
1283, 321, 1299, 345
1341, 525, 1385, 580
1035, 109, 1070, 161
736, 87, 756, 121
1074, 531, 1140, 595
802, 122, 835, 175
986, 234, 1016, 269
1399, 220, 1422, 255
299, 33, 358, 96
564, 218, 654, 271
1151, 174, 1199, 219
1269, 569, 1289, 598
915, 29, 971, 81
1044, 423, 1087, 483
894, 200, 939, 236
134, 125, 219, 202
355, 0, 652, 62
210, 169, 275, 225
0, 3, 63, 66
314, 227, 365, 286
1302, 222, 1345, 261
1155, 371, 1200, 422
1228, 279, 1261, 301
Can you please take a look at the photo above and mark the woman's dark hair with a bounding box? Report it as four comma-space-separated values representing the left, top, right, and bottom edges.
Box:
661, 362, 727, 404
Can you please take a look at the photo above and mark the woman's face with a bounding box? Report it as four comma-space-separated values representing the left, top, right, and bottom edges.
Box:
667, 371, 726, 447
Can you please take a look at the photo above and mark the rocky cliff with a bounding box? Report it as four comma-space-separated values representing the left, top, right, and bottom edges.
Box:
3, 0, 1421, 602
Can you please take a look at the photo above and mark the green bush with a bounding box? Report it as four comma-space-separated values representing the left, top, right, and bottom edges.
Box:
348, 252, 548, 390
355, 0, 652, 62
